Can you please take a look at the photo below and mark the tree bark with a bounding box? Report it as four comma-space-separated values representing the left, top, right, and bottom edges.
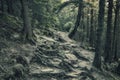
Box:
0, 0, 4, 13
20, 0, 33, 43
68, 0, 83, 38
6, 0, 14, 14
112, 0, 120, 61
86, 8, 90, 41
93, 0, 105, 69
115, 0, 120, 60
81, 9, 86, 45
104, 0, 113, 62
89, 0, 95, 47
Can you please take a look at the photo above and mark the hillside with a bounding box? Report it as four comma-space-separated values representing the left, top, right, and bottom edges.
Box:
0, 27, 120, 80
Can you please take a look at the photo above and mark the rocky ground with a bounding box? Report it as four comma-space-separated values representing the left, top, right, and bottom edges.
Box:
0, 28, 120, 80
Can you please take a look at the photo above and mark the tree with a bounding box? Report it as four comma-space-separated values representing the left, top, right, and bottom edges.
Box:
6, 0, 14, 14
20, 0, 33, 43
68, 0, 83, 38
86, 7, 90, 41
104, 0, 113, 62
0, 0, 4, 14
81, 8, 86, 44
89, 0, 95, 47
112, 0, 120, 61
93, 0, 105, 69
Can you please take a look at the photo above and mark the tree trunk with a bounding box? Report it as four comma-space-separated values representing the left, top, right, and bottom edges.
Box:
115, 0, 120, 60
112, 0, 120, 61
93, 0, 105, 69
89, 0, 95, 47
68, 0, 83, 38
20, 0, 33, 43
0, 0, 4, 13
86, 8, 90, 42
104, 0, 113, 62
6, 0, 14, 14
81, 9, 86, 45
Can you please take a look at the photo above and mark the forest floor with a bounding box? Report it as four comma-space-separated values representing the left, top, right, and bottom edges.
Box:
0, 28, 120, 80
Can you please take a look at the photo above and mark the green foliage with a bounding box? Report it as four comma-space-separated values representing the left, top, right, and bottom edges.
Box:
64, 21, 74, 32
56, 0, 79, 13
31, 0, 61, 28
57, 4, 77, 31
0, 14, 22, 40
0, 14, 22, 30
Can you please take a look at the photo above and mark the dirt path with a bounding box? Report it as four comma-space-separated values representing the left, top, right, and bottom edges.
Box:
27, 31, 95, 80
1, 30, 119, 80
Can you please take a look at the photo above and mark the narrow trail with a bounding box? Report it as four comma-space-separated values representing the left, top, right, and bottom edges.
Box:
27, 30, 95, 80
1, 29, 118, 80
56, 31, 94, 61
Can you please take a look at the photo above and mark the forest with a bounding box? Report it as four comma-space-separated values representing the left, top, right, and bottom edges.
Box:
0, 0, 120, 80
